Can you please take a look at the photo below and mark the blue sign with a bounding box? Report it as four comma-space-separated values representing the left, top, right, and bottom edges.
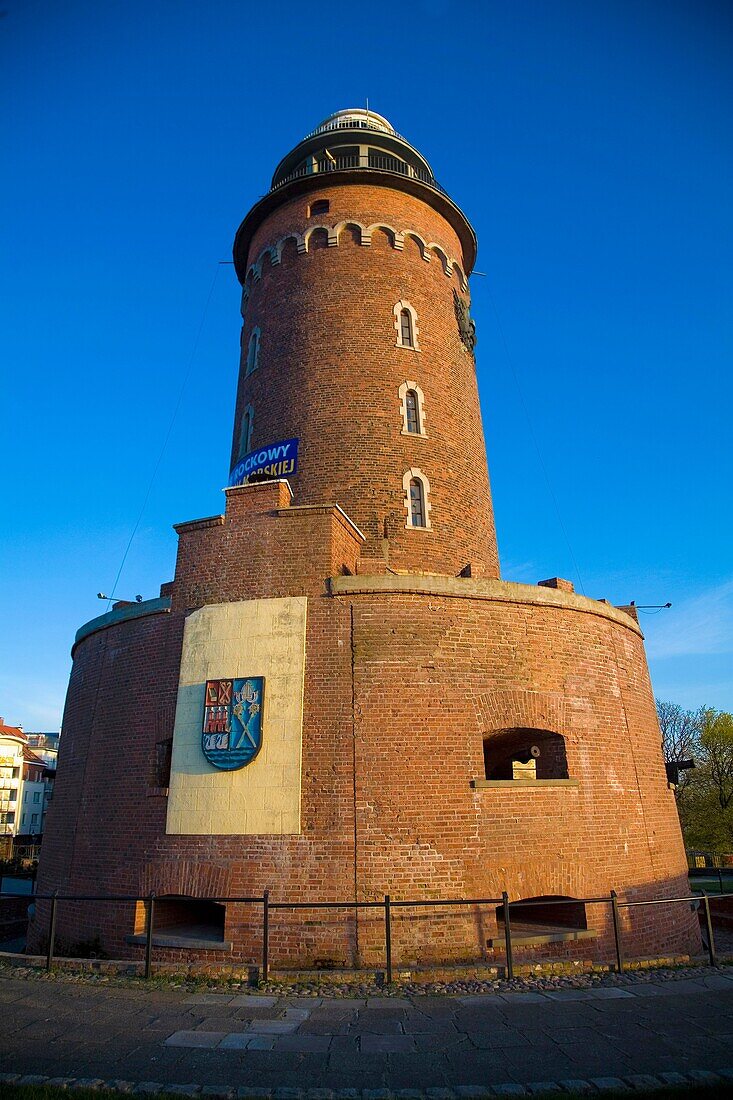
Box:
229, 438, 299, 487
202, 678, 264, 771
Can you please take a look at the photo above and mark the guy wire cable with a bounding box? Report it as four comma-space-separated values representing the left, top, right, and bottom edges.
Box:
105, 264, 222, 609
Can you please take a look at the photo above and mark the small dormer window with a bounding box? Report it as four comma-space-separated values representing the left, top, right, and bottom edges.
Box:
309, 199, 330, 217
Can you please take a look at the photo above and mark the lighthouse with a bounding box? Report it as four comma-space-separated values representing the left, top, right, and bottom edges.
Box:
34, 110, 697, 969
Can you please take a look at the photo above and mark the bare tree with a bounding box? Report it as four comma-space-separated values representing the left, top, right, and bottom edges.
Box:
656, 700, 703, 797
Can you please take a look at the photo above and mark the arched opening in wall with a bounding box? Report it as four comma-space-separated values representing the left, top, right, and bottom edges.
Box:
491, 896, 591, 947
308, 199, 329, 216
131, 897, 228, 949
482, 727, 569, 781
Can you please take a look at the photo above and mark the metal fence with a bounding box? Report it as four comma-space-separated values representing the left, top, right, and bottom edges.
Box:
272, 155, 448, 195
0, 887, 724, 983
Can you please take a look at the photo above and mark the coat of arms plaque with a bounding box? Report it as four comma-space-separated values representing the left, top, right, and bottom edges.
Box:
201, 677, 264, 771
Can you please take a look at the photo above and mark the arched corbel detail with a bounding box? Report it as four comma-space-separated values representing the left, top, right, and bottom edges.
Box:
331, 220, 366, 247
302, 224, 330, 252
274, 233, 302, 263
428, 243, 452, 276
452, 261, 467, 291
403, 230, 431, 261
364, 222, 399, 249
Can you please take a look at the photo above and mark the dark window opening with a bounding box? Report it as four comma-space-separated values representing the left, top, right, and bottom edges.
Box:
309, 199, 330, 216
483, 727, 569, 781
400, 309, 414, 347
131, 897, 228, 949
405, 389, 419, 433
492, 895, 589, 946
246, 330, 259, 375
409, 478, 426, 527
239, 408, 253, 458
153, 738, 173, 789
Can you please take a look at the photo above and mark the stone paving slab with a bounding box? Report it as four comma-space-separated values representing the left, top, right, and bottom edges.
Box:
2, 972, 733, 1092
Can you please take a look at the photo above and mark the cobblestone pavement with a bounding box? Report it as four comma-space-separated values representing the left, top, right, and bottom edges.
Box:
1, 971, 733, 1094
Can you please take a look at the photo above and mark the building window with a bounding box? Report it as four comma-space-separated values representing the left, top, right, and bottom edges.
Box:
245, 328, 261, 376
153, 739, 173, 789
410, 479, 425, 526
405, 390, 419, 432
31, 814, 38, 825
33, 791, 40, 803
393, 300, 420, 350
402, 467, 432, 529
398, 381, 427, 436
21, 813, 26, 826
308, 199, 329, 216
239, 404, 254, 458
482, 728, 570, 781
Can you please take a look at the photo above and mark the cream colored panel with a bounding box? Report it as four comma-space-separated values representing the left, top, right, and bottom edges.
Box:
166, 597, 307, 835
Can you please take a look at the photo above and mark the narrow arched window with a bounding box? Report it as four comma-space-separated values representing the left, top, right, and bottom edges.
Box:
403, 467, 431, 529
400, 309, 413, 348
398, 381, 426, 436
409, 479, 425, 527
239, 406, 253, 458
245, 329, 260, 376
394, 300, 420, 350
405, 389, 419, 434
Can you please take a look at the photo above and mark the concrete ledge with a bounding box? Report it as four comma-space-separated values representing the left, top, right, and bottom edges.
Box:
72, 597, 172, 655
487, 928, 595, 947
126, 933, 233, 951
471, 779, 580, 789
329, 574, 643, 636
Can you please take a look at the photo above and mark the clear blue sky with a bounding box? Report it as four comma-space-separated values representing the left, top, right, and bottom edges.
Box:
1, 0, 731, 729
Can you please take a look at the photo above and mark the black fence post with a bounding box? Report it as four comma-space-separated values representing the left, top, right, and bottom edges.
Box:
46, 891, 58, 973
702, 894, 717, 967
610, 890, 623, 974
718, 869, 724, 895
144, 893, 155, 980
262, 889, 269, 984
384, 894, 392, 985
502, 891, 514, 980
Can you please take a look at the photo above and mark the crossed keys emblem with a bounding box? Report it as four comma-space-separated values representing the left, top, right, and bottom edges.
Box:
201, 677, 265, 771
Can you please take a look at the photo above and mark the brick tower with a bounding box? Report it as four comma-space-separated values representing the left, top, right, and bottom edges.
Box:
229, 109, 498, 577
33, 110, 698, 971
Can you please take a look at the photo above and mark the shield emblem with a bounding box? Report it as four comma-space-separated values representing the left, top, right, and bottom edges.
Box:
201, 677, 264, 771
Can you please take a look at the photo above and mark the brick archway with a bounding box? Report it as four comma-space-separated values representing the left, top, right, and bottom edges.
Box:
475, 689, 569, 739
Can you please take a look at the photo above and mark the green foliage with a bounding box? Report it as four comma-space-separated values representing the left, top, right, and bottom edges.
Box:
658, 700, 733, 853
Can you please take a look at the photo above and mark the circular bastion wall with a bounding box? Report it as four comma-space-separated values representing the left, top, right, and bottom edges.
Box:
31, 574, 698, 969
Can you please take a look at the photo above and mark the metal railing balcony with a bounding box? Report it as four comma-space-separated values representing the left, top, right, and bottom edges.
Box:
272, 153, 448, 196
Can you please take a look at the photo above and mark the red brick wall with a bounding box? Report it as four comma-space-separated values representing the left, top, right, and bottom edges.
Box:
229, 183, 499, 578
32, 490, 697, 967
